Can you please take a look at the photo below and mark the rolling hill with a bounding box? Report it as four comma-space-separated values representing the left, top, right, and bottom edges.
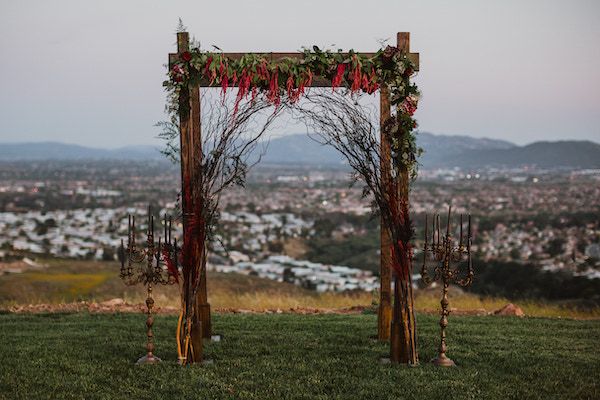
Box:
257, 133, 600, 169
2, 134, 599, 169
441, 140, 600, 169
0, 142, 162, 160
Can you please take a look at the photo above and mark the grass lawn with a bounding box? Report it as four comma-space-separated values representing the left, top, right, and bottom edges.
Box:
0, 313, 598, 399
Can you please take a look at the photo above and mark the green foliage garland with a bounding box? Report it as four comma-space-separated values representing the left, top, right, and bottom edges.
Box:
164, 43, 422, 178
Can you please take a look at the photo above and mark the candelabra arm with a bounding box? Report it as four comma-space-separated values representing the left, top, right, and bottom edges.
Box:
420, 246, 431, 285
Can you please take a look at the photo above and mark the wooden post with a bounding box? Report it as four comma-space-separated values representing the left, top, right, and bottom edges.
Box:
378, 85, 393, 341
176, 32, 209, 363
190, 82, 212, 340
389, 32, 418, 365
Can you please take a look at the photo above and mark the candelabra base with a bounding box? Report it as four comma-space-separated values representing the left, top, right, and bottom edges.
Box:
136, 354, 162, 365
431, 354, 455, 367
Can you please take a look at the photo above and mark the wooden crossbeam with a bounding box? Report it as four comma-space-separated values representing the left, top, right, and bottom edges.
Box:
168, 51, 419, 88
170, 51, 419, 68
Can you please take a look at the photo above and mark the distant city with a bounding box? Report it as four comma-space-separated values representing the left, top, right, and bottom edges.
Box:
0, 133, 599, 292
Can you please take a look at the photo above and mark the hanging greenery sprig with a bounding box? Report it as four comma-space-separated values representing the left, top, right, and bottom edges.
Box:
163, 44, 422, 177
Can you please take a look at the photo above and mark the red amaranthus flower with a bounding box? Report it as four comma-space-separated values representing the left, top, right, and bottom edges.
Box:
331, 63, 346, 89
350, 56, 362, 93
218, 59, 231, 99
286, 76, 294, 99
295, 68, 313, 99
360, 68, 379, 94
162, 247, 179, 283
286, 72, 309, 103
221, 71, 229, 97
267, 68, 280, 107
256, 60, 270, 83
233, 68, 253, 114
204, 56, 213, 77
285, 75, 300, 103
304, 68, 313, 87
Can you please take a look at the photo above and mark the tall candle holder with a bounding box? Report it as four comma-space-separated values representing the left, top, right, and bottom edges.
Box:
118, 206, 180, 365
420, 206, 474, 367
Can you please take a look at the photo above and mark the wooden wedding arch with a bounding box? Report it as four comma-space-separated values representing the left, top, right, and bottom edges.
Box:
168, 31, 420, 364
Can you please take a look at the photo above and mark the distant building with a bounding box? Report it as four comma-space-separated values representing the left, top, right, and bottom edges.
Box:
213, 254, 378, 293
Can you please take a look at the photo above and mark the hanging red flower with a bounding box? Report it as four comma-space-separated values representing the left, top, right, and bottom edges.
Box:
331, 63, 346, 89
204, 56, 213, 77
162, 247, 179, 283
286, 76, 294, 99
266, 68, 280, 106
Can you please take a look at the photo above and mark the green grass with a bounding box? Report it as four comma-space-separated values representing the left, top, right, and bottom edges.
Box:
0, 313, 598, 399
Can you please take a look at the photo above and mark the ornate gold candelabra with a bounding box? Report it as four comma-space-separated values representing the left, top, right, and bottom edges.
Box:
118, 206, 179, 365
421, 206, 474, 367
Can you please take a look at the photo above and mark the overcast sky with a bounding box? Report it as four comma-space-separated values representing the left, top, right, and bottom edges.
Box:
0, 0, 599, 148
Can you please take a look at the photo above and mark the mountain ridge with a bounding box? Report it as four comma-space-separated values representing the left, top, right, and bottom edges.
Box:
1, 134, 599, 169
445, 140, 600, 169
0, 141, 162, 160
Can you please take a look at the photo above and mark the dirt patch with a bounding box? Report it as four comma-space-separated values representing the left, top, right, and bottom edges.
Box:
494, 303, 525, 317
1, 303, 494, 316
1, 301, 527, 318
283, 237, 308, 259
4, 300, 178, 314
214, 305, 369, 315
3, 301, 370, 315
